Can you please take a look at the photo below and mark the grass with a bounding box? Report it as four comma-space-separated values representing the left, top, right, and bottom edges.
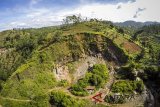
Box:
62, 23, 94, 35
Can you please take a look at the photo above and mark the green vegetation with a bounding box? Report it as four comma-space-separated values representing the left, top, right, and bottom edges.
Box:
50, 91, 87, 107
49, 91, 109, 107
0, 99, 31, 107
133, 24, 160, 64
58, 80, 69, 87
111, 80, 144, 94
0, 16, 159, 106
71, 64, 109, 96
0, 50, 57, 106
116, 62, 142, 80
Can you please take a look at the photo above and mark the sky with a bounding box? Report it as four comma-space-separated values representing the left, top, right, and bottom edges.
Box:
0, 0, 160, 31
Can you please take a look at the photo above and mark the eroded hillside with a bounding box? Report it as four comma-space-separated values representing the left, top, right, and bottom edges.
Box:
0, 20, 159, 107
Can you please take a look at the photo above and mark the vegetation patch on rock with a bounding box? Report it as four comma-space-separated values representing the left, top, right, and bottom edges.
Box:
70, 64, 109, 96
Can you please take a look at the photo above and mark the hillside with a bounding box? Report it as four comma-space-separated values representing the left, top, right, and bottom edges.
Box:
132, 24, 160, 65
0, 19, 159, 107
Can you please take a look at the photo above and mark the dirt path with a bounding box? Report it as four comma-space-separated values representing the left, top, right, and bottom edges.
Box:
0, 96, 31, 102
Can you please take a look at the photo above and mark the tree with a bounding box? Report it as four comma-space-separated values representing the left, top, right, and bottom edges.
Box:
63, 14, 82, 25
15, 36, 37, 59
89, 74, 103, 87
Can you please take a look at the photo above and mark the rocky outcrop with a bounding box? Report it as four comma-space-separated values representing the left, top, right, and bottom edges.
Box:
74, 56, 105, 82
53, 55, 106, 84
53, 65, 71, 83
144, 89, 155, 107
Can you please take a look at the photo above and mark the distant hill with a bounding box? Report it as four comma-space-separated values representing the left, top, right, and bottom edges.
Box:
114, 21, 160, 28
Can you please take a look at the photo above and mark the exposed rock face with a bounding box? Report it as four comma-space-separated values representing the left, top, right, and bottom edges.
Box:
53, 55, 106, 84
143, 87, 155, 107
73, 56, 105, 82
105, 85, 155, 107
53, 65, 71, 83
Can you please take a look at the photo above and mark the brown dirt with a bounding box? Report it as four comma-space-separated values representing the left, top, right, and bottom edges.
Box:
123, 42, 142, 54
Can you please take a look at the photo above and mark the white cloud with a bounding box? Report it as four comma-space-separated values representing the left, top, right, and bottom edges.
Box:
60, 0, 160, 22
1, 0, 160, 31
27, 0, 160, 23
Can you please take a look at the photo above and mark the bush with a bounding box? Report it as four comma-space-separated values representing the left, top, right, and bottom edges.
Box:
112, 80, 134, 94
58, 80, 69, 87
92, 64, 109, 81
111, 80, 144, 94
134, 80, 144, 93
15, 37, 36, 59
51, 30, 63, 42
50, 91, 87, 107
89, 74, 103, 88
71, 79, 89, 96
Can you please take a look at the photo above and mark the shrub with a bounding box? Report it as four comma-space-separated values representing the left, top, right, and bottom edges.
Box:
112, 80, 134, 94
89, 74, 103, 88
92, 64, 109, 81
15, 37, 36, 59
58, 80, 69, 87
134, 80, 144, 93
50, 91, 87, 107
111, 80, 144, 94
